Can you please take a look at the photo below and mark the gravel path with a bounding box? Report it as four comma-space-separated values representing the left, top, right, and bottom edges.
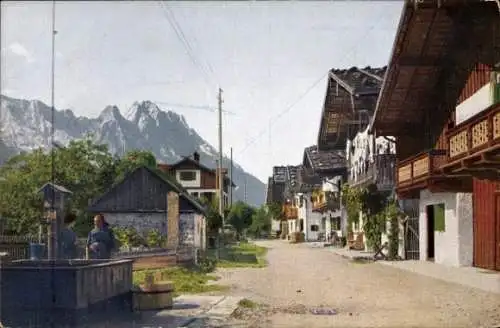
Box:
209, 240, 500, 328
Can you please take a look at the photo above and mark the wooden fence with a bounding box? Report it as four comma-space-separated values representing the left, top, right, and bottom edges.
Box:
0, 235, 194, 267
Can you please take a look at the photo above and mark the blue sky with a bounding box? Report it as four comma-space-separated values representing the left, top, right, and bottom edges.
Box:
0, 1, 403, 181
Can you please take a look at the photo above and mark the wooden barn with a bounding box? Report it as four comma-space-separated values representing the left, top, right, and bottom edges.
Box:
88, 166, 207, 250
370, 0, 499, 270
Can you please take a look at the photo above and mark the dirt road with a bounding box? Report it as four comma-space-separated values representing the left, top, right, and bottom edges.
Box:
211, 240, 500, 328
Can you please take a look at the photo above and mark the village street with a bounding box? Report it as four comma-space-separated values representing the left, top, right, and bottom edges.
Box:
206, 240, 500, 328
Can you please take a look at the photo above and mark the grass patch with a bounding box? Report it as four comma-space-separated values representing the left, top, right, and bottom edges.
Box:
133, 266, 228, 297
349, 258, 373, 264
207, 242, 268, 268
238, 298, 258, 309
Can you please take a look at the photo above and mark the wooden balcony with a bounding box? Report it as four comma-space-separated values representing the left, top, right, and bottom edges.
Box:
348, 154, 396, 191
397, 149, 469, 197
312, 191, 340, 213
283, 205, 298, 220
312, 191, 326, 212
440, 102, 500, 179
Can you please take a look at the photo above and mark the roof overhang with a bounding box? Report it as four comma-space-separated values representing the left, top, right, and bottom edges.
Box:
370, 0, 500, 136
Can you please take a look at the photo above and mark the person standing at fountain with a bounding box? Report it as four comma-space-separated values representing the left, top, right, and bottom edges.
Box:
60, 212, 77, 259
86, 214, 116, 259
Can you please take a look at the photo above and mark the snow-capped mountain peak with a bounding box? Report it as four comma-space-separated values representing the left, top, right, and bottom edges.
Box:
0, 95, 265, 205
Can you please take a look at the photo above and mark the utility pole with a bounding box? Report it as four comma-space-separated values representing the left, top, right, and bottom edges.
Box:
244, 176, 248, 203
48, 0, 58, 261
217, 88, 224, 225
229, 147, 233, 207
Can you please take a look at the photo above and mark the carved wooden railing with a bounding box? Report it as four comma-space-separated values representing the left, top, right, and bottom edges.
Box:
447, 102, 500, 161
348, 154, 396, 191
282, 204, 298, 220
312, 191, 340, 212
397, 150, 447, 188
312, 191, 326, 212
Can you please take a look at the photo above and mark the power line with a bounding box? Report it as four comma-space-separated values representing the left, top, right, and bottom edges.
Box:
153, 100, 236, 115
235, 8, 392, 158
157, 1, 216, 89
236, 72, 327, 156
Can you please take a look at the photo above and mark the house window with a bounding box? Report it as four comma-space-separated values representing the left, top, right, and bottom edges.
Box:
179, 171, 196, 181
311, 224, 319, 232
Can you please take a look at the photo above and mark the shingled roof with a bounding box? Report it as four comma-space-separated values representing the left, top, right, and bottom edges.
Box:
303, 145, 346, 175
317, 66, 386, 151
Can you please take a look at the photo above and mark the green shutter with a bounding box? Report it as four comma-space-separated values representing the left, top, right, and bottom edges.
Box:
494, 82, 500, 104
433, 204, 445, 232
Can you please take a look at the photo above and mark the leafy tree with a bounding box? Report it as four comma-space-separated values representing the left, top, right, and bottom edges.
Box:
0, 137, 119, 234
199, 195, 223, 234
227, 201, 255, 237
248, 206, 271, 238
115, 149, 157, 181
266, 202, 283, 221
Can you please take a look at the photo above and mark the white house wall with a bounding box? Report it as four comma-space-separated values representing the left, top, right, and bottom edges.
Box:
176, 169, 201, 188
346, 126, 395, 182
418, 190, 473, 267
455, 83, 493, 124
188, 213, 206, 250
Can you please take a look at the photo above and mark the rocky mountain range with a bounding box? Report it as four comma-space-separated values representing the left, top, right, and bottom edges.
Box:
0, 95, 265, 206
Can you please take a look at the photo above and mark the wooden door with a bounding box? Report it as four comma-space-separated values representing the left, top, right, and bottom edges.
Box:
473, 179, 497, 270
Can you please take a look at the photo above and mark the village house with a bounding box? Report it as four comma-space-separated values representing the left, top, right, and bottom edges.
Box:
371, 0, 499, 270
157, 151, 234, 208
294, 165, 324, 241
302, 145, 346, 240
265, 173, 286, 235
88, 166, 207, 250
316, 65, 387, 249
282, 165, 301, 237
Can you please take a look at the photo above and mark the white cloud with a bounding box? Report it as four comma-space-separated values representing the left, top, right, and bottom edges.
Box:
8, 42, 34, 63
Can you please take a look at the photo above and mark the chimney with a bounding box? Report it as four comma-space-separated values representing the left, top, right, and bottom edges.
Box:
193, 152, 200, 162
166, 192, 179, 249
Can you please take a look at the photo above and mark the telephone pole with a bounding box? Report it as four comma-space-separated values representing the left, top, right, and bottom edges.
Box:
217, 88, 224, 224
244, 176, 248, 203
229, 147, 233, 207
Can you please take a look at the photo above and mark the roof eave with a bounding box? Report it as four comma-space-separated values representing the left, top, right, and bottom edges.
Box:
369, 0, 412, 135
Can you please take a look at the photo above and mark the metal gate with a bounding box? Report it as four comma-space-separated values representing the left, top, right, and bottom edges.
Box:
400, 199, 420, 260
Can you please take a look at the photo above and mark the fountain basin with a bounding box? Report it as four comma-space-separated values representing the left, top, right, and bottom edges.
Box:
1, 259, 134, 327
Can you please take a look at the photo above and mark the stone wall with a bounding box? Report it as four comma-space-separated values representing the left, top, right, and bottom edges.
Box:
103, 212, 167, 236
179, 213, 195, 246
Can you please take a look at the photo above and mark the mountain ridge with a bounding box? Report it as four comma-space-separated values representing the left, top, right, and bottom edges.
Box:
0, 94, 265, 206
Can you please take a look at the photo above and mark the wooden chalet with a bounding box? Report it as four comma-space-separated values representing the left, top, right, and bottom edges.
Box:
346, 128, 396, 192
317, 66, 387, 151
302, 145, 345, 214
158, 151, 235, 207
371, 0, 499, 270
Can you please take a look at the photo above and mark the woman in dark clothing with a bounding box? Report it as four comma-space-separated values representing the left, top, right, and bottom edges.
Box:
60, 212, 77, 259
86, 214, 115, 259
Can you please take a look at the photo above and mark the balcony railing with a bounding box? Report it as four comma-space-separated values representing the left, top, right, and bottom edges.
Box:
349, 154, 396, 191
397, 150, 447, 189
283, 205, 298, 220
312, 191, 340, 212
447, 102, 500, 162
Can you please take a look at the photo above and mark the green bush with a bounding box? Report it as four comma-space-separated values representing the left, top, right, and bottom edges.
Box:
197, 257, 217, 273
146, 228, 166, 248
